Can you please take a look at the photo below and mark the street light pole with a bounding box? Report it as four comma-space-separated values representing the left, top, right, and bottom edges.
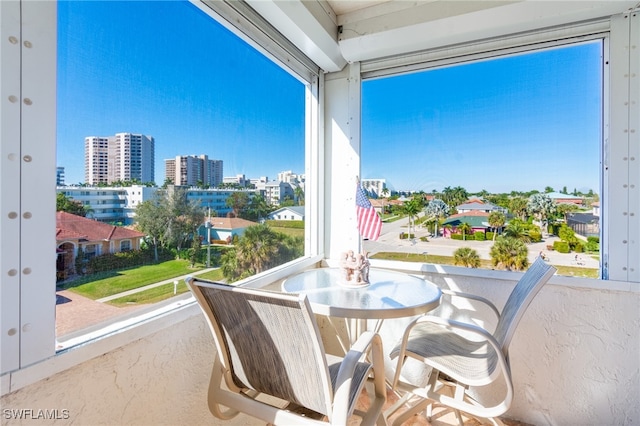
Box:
204, 220, 211, 268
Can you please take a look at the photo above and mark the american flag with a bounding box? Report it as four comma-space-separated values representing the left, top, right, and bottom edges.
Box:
356, 183, 382, 241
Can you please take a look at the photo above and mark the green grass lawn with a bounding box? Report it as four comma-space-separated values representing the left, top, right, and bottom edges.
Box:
106, 269, 226, 306
271, 226, 304, 238
63, 259, 204, 299
370, 251, 599, 278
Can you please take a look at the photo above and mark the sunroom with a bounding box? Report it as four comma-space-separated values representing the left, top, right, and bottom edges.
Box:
1, 1, 638, 425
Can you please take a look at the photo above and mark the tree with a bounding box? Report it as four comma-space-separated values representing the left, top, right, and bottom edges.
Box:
164, 187, 205, 250
424, 198, 450, 237
458, 222, 471, 241
488, 211, 506, 241
56, 193, 87, 217
453, 247, 481, 268
225, 191, 250, 217
403, 196, 423, 238
246, 195, 271, 222
503, 219, 532, 243
135, 197, 170, 262
451, 186, 469, 208
527, 193, 556, 235
508, 196, 528, 221
381, 187, 390, 215
490, 236, 529, 271
188, 235, 202, 267
554, 202, 580, 220
294, 186, 305, 206
135, 188, 204, 261
220, 224, 303, 282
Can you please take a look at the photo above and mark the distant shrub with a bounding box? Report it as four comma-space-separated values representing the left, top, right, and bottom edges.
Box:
266, 220, 304, 229
574, 242, 584, 253
486, 231, 495, 240
399, 233, 415, 239
474, 232, 485, 241
419, 236, 429, 242
85, 248, 172, 274
586, 236, 600, 252
451, 234, 463, 240
553, 241, 570, 253
528, 228, 542, 242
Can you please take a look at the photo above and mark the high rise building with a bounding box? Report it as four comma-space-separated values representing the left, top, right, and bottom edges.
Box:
164, 154, 223, 187
56, 167, 65, 186
84, 133, 155, 185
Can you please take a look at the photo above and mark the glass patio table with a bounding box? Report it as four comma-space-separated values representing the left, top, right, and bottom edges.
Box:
282, 267, 441, 350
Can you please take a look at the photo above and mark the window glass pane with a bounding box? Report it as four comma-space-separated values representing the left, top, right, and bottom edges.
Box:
56, 1, 306, 339
362, 41, 602, 278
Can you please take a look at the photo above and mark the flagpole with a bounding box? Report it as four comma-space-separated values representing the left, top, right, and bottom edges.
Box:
356, 176, 362, 253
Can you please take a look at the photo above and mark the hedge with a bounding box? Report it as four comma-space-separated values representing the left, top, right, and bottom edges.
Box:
553, 241, 571, 253
266, 220, 304, 229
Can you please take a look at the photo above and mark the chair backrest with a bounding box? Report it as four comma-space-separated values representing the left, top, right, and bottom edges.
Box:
493, 256, 556, 356
186, 277, 335, 417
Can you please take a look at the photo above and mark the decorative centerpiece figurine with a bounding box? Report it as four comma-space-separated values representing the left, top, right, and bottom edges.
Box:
339, 250, 371, 286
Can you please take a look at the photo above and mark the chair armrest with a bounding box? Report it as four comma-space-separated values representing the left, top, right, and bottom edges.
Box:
392, 314, 511, 385
440, 289, 501, 319
333, 331, 386, 424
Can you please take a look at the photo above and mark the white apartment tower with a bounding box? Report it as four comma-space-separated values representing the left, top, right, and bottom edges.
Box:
84, 136, 110, 185
165, 154, 223, 187
85, 133, 155, 185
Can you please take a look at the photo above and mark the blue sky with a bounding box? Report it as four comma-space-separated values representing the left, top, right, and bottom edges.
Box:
58, 1, 601, 195
57, 0, 305, 185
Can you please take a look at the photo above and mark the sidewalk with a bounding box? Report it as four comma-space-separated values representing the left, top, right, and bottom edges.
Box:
95, 267, 218, 303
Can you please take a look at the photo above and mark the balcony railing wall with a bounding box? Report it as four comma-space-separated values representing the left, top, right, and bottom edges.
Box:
1, 267, 637, 425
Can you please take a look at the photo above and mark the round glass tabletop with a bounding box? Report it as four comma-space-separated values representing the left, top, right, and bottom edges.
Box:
282, 267, 441, 319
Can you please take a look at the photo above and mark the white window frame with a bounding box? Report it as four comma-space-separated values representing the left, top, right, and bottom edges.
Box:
0, 0, 323, 388
2, 0, 638, 397
357, 16, 640, 284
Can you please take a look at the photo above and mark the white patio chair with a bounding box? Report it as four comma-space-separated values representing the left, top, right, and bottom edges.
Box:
186, 276, 387, 426
387, 256, 556, 426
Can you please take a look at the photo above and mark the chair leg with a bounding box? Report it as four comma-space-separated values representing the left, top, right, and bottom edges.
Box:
390, 398, 431, 426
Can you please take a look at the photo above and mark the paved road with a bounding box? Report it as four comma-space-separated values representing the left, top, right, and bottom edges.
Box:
363, 215, 599, 268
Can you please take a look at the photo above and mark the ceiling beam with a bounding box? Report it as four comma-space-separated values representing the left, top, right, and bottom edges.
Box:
337, 1, 639, 63
246, 0, 347, 72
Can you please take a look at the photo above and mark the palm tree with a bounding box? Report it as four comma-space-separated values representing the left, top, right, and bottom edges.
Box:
451, 186, 469, 207
424, 198, 450, 238
381, 187, 390, 216
508, 196, 528, 221
235, 224, 280, 275
503, 219, 532, 243
403, 196, 423, 238
527, 193, 556, 235
488, 211, 506, 241
458, 222, 471, 240
490, 236, 529, 271
247, 195, 271, 222
294, 186, 305, 206
453, 247, 481, 268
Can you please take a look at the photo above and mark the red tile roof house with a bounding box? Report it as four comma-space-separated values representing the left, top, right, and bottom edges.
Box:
56, 211, 146, 280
